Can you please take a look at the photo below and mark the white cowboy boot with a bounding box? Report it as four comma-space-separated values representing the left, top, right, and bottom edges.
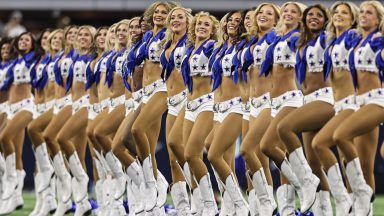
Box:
346, 158, 373, 216
141, 156, 157, 212
252, 168, 274, 215
190, 187, 203, 216
156, 170, 169, 207
312, 190, 333, 216
199, 174, 218, 216
289, 148, 320, 213
126, 161, 145, 214
0, 153, 18, 215
105, 151, 126, 200
225, 173, 249, 215
53, 177, 72, 216
53, 152, 72, 204
327, 164, 352, 216
14, 169, 26, 209
280, 159, 304, 205
29, 175, 43, 216
248, 189, 260, 216
276, 184, 296, 216
170, 181, 190, 216
35, 143, 54, 192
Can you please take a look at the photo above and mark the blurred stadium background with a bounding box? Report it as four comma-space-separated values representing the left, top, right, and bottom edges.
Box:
1, 0, 384, 215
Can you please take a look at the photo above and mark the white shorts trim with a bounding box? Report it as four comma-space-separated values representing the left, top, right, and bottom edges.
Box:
185, 93, 214, 122
167, 90, 187, 117
334, 95, 358, 115
271, 90, 303, 118
304, 87, 334, 105
250, 92, 271, 118
142, 79, 167, 104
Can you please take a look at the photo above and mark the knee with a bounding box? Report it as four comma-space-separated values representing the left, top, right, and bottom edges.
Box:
277, 121, 290, 140
112, 142, 123, 155
86, 128, 94, 141
207, 149, 219, 165
260, 139, 273, 158
184, 150, 196, 164
168, 138, 179, 153
43, 130, 54, 145
56, 133, 65, 146
131, 123, 142, 138
239, 145, 249, 160
311, 136, 323, 152
27, 122, 37, 137
332, 130, 345, 147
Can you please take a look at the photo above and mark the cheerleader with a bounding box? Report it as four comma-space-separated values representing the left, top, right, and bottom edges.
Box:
84, 26, 108, 215
310, 2, 360, 215
112, 17, 146, 215
29, 29, 65, 216
0, 38, 14, 207
207, 10, 249, 215
276, 4, 334, 215
332, 1, 384, 215
131, 1, 173, 212
55, 25, 97, 216
239, 3, 280, 215
0, 32, 39, 215
257, 2, 310, 215
92, 20, 130, 210
42, 25, 78, 216
159, 6, 191, 215
181, 11, 219, 216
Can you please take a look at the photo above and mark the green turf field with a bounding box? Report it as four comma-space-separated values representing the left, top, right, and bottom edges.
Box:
8, 192, 384, 215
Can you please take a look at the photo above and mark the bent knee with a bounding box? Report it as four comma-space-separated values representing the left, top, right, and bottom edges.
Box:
131, 123, 143, 138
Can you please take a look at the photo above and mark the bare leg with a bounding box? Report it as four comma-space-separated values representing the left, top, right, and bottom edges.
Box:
28, 109, 53, 148
87, 109, 108, 153
121, 106, 142, 156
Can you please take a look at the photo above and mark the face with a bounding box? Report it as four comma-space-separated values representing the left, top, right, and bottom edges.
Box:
116, 23, 128, 45
333, 4, 354, 29
227, 12, 242, 37
141, 17, 152, 32
96, 29, 107, 49
359, 4, 380, 30
18, 34, 33, 53
1, 43, 11, 61
306, 7, 326, 32
244, 10, 254, 32
77, 28, 93, 50
129, 19, 142, 41
170, 9, 188, 34
109, 27, 116, 46
195, 15, 214, 41
257, 5, 278, 31
282, 3, 301, 27
41, 31, 51, 51
153, 4, 168, 27
66, 27, 78, 45
51, 32, 64, 52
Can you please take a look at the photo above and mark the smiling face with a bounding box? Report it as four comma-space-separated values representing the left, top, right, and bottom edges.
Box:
116, 23, 128, 46
77, 28, 93, 50
282, 3, 301, 28
18, 34, 33, 53
170, 9, 188, 34
141, 17, 152, 33
51, 31, 64, 52
195, 15, 214, 41
1, 43, 11, 62
153, 4, 168, 27
359, 4, 380, 31
257, 4, 278, 31
244, 10, 254, 32
129, 19, 142, 41
109, 26, 116, 46
96, 28, 107, 50
227, 12, 242, 38
333, 4, 354, 30
66, 26, 78, 46
306, 7, 326, 33
41, 31, 51, 52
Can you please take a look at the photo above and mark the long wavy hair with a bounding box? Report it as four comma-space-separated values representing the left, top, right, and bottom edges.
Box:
105, 23, 117, 52
144, 1, 176, 28
217, 12, 230, 46
276, 2, 307, 35
115, 19, 130, 51
297, 4, 329, 49
222, 11, 247, 45
326, 1, 359, 41
358, 1, 384, 34
127, 17, 143, 49
187, 11, 220, 46
14, 32, 36, 56
47, 29, 64, 55
250, 3, 281, 36
63, 25, 78, 54
93, 26, 109, 55
160, 6, 193, 48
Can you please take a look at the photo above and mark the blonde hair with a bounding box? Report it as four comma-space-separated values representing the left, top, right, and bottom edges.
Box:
276, 2, 307, 35
144, 1, 176, 27
250, 3, 281, 36
359, 1, 384, 34
94, 26, 109, 54
161, 6, 193, 48
105, 23, 117, 52
127, 17, 142, 49
326, 1, 359, 41
63, 25, 78, 54
187, 11, 220, 46
115, 19, 130, 51
47, 29, 64, 54
76, 25, 97, 53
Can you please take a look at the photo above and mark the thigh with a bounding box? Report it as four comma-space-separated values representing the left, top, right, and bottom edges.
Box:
166, 114, 177, 141
185, 112, 213, 156
243, 109, 271, 150
302, 131, 320, 163
168, 108, 185, 145
112, 114, 131, 150
205, 122, 218, 151
134, 92, 167, 130
281, 101, 334, 133
3, 111, 33, 138
58, 108, 88, 140
336, 104, 384, 139
96, 104, 125, 136
210, 113, 242, 156
44, 106, 72, 137
312, 109, 354, 148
